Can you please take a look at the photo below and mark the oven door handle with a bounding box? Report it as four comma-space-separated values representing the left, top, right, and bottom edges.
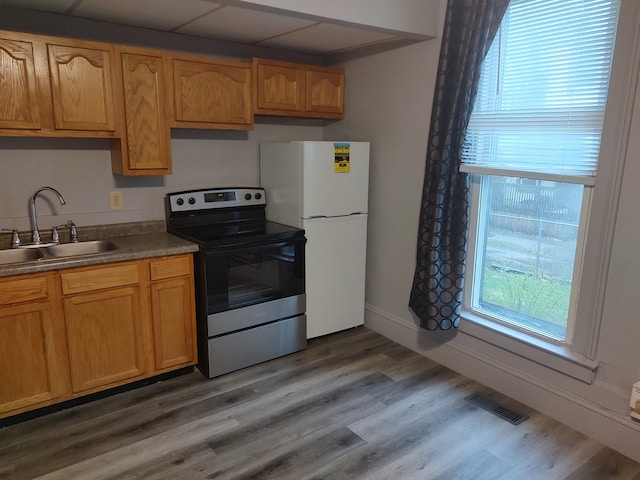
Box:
205, 237, 306, 253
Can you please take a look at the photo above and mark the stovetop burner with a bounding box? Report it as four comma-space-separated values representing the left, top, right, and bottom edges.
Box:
170, 220, 304, 248
165, 187, 304, 248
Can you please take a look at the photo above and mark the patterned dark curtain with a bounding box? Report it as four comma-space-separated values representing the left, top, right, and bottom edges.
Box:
409, 0, 510, 331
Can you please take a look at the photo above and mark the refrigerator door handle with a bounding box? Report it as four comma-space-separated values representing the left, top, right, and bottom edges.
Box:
304, 212, 367, 220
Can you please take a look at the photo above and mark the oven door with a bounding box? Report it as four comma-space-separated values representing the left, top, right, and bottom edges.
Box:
204, 236, 305, 318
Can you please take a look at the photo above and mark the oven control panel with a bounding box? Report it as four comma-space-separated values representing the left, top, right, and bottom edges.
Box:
167, 187, 266, 213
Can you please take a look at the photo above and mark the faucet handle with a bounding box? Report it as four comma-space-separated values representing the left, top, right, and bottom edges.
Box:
1, 228, 21, 248
51, 225, 61, 244
53, 221, 78, 243
66, 220, 78, 243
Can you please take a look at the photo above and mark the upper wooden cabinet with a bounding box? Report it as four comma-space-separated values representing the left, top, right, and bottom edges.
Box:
0, 30, 122, 137
254, 60, 305, 113
47, 42, 118, 132
112, 47, 172, 175
0, 29, 349, 176
0, 37, 42, 130
170, 55, 252, 130
306, 68, 345, 116
252, 58, 345, 119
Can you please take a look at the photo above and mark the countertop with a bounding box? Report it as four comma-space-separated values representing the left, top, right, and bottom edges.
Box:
0, 221, 199, 278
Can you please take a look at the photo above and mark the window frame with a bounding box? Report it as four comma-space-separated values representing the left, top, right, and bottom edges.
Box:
460, 0, 640, 381
464, 174, 591, 343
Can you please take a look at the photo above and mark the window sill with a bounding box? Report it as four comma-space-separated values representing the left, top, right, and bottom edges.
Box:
459, 310, 598, 384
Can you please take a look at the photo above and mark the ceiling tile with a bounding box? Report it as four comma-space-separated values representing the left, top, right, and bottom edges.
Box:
0, 0, 417, 57
72, 0, 221, 31
0, 0, 76, 13
176, 5, 316, 43
259, 23, 396, 54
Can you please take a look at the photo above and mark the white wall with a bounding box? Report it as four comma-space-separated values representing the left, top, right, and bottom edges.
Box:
0, 124, 322, 233
326, 1, 640, 464
324, 41, 436, 319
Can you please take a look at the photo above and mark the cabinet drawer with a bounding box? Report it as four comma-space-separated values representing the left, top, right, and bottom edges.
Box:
149, 255, 192, 281
0, 275, 48, 306
60, 263, 139, 294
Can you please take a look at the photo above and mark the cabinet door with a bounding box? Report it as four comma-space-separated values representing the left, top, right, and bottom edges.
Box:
0, 303, 63, 415
149, 255, 196, 371
0, 37, 41, 129
306, 69, 344, 116
48, 43, 116, 131
254, 62, 304, 113
0, 275, 67, 417
150, 276, 196, 371
252, 58, 345, 119
120, 51, 171, 173
171, 57, 252, 128
63, 285, 146, 393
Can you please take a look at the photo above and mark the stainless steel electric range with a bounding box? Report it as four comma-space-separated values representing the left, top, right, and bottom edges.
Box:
165, 187, 306, 378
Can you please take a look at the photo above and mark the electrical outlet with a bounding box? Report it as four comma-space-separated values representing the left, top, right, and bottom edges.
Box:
110, 191, 123, 210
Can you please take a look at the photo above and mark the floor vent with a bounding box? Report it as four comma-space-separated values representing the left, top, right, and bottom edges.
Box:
465, 393, 528, 426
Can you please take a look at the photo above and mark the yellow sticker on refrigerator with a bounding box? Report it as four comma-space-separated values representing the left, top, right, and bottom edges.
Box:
334, 143, 350, 173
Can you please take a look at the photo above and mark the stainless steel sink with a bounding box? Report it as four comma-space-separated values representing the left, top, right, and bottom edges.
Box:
0, 248, 45, 265
44, 240, 120, 258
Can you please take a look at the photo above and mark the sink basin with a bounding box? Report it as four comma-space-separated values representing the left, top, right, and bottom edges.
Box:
44, 240, 120, 258
0, 248, 44, 265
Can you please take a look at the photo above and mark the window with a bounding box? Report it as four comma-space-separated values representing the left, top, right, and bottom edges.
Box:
462, 0, 620, 341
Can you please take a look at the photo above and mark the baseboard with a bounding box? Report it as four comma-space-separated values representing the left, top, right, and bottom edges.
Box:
364, 304, 640, 463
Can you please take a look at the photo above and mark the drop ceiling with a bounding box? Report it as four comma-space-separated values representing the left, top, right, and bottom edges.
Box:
0, 0, 430, 57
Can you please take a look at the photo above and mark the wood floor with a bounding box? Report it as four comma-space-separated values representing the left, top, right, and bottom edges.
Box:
1, 327, 639, 480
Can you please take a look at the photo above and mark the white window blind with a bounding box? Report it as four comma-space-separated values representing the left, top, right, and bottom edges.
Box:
461, 0, 620, 184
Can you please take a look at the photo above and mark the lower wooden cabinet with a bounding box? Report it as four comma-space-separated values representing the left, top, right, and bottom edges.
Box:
60, 262, 146, 393
0, 273, 68, 417
149, 256, 196, 372
0, 254, 197, 420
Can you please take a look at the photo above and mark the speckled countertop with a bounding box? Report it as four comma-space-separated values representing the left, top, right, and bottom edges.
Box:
0, 221, 199, 278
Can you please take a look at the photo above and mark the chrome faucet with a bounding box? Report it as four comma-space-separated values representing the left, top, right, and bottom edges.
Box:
29, 186, 66, 244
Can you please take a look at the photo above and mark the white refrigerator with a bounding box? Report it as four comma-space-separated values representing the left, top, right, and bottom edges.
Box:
260, 141, 370, 339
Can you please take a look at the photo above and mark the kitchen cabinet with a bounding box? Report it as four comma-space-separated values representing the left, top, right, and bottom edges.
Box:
113, 47, 172, 175
0, 253, 197, 420
0, 29, 122, 137
306, 68, 345, 116
47, 41, 119, 132
0, 273, 69, 417
170, 54, 253, 129
0, 28, 352, 177
60, 262, 147, 393
149, 255, 196, 372
252, 58, 345, 119
0, 36, 42, 130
